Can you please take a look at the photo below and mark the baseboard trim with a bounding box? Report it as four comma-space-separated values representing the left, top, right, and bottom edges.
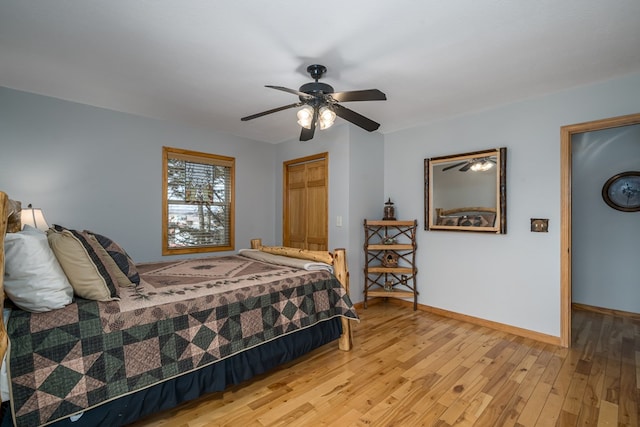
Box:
355, 298, 561, 346
572, 302, 640, 320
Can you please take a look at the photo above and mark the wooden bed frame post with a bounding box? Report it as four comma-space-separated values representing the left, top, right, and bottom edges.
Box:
332, 248, 352, 351
0, 192, 10, 362
250, 238, 353, 351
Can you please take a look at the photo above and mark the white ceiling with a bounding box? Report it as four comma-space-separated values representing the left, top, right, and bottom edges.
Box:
1, 1, 639, 143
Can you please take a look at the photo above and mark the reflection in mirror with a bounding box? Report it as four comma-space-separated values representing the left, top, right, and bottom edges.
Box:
424, 148, 506, 233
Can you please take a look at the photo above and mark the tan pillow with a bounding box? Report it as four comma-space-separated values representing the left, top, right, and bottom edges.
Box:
47, 229, 120, 301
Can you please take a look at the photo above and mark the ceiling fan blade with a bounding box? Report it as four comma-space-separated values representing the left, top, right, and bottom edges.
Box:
241, 102, 302, 121
333, 104, 380, 132
300, 107, 318, 141
266, 85, 313, 100
442, 162, 467, 171
299, 126, 314, 141
330, 89, 387, 102
459, 163, 473, 172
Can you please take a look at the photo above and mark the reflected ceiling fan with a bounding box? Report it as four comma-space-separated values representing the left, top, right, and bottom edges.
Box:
442, 157, 496, 172
241, 64, 386, 141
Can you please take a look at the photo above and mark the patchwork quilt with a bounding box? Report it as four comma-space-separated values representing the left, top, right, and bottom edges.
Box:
7, 255, 358, 426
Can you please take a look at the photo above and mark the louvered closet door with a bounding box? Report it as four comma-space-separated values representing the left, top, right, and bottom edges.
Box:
283, 153, 328, 251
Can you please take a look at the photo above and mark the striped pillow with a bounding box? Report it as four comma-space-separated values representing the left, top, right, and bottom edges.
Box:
85, 230, 140, 286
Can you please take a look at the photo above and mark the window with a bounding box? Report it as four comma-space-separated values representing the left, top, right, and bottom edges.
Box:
162, 147, 235, 255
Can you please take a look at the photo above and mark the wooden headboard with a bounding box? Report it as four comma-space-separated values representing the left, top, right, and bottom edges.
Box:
435, 206, 497, 226
435, 206, 496, 217
1, 193, 11, 363
0, 192, 21, 363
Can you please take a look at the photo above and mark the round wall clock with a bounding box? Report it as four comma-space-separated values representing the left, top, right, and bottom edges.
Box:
601, 171, 640, 212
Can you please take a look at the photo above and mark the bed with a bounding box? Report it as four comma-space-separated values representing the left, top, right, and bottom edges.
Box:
0, 192, 358, 427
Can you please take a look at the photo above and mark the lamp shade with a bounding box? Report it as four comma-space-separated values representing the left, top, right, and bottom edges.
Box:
21, 204, 49, 231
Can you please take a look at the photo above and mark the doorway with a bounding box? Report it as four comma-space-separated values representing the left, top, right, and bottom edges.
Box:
560, 112, 640, 347
283, 152, 328, 251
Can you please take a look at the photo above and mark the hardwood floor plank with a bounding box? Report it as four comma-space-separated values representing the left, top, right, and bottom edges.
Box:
481, 338, 529, 396
405, 364, 470, 418
452, 391, 493, 427
516, 381, 553, 426
557, 409, 578, 426
411, 401, 449, 425
128, 303, 639, 427
635, 351, 640, 390
437, 374, 488, 425
492, 347, 549, 427
436, 354, 491, 409
575, 403, 599, 427
619, 358, 638, 426
257, 369, 354, 425
582, 354, 606, 406
561, 372, 589, 415
536, 334, 588, 424
597, 400, 619, 427
329, 409, 365, 426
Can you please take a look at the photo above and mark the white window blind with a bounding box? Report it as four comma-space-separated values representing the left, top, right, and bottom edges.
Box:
163, 147, 234, 253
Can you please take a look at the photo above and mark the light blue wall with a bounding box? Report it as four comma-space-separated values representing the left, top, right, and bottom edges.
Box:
572, 124, 640, 313
384, 72, 640, 337
3, 71, 640, 337
347, 127, 384, 302
0, 87, 277, 262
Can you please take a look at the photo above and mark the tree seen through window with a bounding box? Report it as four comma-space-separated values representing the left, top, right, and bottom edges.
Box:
163, 147, 234, 255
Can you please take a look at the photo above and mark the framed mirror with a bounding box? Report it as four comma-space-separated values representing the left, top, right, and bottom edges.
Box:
424, 147, 507, 233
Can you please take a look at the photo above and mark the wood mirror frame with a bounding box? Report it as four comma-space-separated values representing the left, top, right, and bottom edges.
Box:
424, 147, 507, 233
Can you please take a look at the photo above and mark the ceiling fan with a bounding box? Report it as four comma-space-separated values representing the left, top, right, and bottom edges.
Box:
442, 157, 496, 172
241, 64, 386, 141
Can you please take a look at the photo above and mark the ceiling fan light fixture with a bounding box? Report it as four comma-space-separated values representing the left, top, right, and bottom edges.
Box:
318, 106, 336, 130
241, 64, 386, 141
470, 160, 494, 172
296, 105, 314, 129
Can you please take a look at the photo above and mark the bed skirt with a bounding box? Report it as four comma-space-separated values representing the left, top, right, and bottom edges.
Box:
1, 318, 342, 427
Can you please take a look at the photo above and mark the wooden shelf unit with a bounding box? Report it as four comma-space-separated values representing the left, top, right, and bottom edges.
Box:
363, 219, 418, 310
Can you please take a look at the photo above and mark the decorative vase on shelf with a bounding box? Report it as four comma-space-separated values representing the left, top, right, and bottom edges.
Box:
383, 198, 396, 220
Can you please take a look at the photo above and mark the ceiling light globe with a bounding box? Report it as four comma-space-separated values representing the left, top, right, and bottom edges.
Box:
471, 160, 494, 172
296, 106, 314, 129
318, 106, 336, 130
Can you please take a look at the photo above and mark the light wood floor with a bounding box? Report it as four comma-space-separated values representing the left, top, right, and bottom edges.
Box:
129, 302, 639, 426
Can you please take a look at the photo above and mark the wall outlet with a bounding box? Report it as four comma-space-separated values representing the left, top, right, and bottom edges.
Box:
336, 216, 342, 227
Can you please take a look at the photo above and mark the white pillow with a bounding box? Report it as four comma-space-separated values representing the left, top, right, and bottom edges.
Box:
3, 225, 74, 312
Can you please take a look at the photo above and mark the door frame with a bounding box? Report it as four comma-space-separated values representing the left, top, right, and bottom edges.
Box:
560, 112, 640, 347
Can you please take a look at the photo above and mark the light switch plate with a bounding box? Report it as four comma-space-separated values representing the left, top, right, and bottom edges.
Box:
530, 218, 549, 232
